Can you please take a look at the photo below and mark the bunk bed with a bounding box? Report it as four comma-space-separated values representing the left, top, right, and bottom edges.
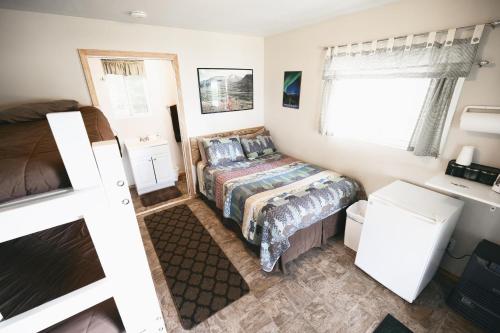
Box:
0, 101, 165, 333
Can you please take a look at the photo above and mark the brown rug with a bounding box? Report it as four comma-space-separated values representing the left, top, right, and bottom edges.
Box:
139, 186, 181, 207
144, 205, 249, 329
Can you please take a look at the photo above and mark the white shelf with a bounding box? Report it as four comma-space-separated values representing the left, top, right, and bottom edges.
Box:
426, 174, 500, 208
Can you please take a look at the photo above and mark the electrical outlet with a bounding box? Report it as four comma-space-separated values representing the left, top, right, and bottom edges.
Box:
448, 238, 456, 252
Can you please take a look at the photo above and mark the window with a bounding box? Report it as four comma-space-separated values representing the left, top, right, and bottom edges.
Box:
325, 77, 463, 150
105, 74, 149, 118
320, 26, 480, 157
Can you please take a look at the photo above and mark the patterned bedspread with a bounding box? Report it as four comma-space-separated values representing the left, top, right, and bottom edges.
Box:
199, 153, 360, 272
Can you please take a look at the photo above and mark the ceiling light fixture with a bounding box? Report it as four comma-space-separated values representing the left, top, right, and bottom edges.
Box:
129, 10, 147, 19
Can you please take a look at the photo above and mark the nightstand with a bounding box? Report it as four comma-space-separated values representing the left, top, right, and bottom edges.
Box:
125, 138, 178, 195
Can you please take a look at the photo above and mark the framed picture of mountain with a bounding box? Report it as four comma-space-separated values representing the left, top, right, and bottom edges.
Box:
197, 68, 253, 114
283, 71, 302, 109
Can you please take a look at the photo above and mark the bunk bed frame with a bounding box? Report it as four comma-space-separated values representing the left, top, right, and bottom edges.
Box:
0, 112, 165, 333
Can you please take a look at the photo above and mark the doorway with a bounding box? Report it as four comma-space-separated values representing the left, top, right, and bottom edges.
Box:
78, 49, 194, 215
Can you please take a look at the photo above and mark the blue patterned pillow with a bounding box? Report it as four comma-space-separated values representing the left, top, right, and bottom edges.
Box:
241, 135, 276, 160
202, 136, 246, 166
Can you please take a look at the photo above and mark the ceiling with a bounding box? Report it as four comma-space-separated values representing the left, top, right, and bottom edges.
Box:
0, 0, 400, 36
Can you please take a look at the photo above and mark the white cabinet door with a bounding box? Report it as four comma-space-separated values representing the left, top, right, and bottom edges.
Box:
152, 155, 173, 183
131, 158, 157, 190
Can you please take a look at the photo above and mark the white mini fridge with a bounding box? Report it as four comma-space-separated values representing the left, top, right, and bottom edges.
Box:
355, 180, 464, 303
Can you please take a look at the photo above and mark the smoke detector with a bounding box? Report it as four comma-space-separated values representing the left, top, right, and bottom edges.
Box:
129, 10, 147, 19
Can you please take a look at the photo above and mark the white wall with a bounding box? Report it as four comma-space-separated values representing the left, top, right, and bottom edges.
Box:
264, 0, 500, 275
0, 9, 264, 139
88, 58, 184, 184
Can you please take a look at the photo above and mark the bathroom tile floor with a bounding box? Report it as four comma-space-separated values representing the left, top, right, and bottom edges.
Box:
131, 174, 188, 214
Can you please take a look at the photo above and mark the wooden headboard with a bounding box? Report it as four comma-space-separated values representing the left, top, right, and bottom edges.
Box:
189, 126, 266, 166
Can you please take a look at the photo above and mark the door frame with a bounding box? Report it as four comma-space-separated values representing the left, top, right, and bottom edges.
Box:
78, 49, 195, 204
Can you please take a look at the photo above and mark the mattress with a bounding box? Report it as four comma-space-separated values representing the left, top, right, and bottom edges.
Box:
0, 106, 114, 204
0, 105, 122, 332
0, 220, 124, 332
198, 153, 361, 271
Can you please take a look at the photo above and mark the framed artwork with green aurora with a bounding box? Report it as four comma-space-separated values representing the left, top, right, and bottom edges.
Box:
282, 71, 302, 109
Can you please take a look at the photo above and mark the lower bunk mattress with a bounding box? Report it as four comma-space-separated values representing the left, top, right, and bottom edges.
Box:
0, 220, 124, 332
198, 153, 361, 272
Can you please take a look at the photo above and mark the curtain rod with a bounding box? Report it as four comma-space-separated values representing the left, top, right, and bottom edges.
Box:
90, 56, 146, 61
322, 20, 500, 50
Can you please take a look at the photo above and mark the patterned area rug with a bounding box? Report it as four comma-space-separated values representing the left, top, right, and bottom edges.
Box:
144, 204, 250, 329
374, 314, 413, 333
139, 186, 181, 207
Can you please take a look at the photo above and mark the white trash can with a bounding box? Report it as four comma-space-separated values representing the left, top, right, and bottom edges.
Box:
345, 200, 367, 251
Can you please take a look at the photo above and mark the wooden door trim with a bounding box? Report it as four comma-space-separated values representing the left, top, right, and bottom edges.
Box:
78, 49, 196, 198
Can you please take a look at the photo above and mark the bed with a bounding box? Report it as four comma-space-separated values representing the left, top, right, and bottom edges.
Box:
0, 102, 114, 203
190, 127, 362, 272
0, 101, 124, 332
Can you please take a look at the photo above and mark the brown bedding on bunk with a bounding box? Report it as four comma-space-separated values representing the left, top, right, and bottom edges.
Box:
0, 105, 114, 203
0, 220, 124, 332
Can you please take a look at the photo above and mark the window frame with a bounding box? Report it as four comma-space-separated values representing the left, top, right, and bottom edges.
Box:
438, 77, 465, 154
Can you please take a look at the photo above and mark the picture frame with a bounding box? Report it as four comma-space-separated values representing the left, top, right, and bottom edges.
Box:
197, 68, 254, 114
283, 71, 302, 109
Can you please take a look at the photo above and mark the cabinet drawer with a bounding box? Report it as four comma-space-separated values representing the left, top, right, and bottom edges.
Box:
128, 144, 170, 161
149, 144, 170, 156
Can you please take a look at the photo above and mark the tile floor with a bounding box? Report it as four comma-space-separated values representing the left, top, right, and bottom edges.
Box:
137, 199, 484, 333
131, 174, 189, 214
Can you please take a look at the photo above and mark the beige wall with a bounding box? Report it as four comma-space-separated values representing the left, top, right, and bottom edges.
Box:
264, 0, 500, 275
0, 9, 265, 138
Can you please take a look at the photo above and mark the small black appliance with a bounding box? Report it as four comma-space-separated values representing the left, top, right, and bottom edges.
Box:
447, 239, 500, 333
446, 160, 500, 186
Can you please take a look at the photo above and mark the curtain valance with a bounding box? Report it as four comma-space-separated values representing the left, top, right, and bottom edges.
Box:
323, 39, 479, 80
323, 25, 483, 80
102, 59, 145, 76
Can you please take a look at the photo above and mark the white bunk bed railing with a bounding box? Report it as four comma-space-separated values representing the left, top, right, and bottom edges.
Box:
0, 112, 166, 333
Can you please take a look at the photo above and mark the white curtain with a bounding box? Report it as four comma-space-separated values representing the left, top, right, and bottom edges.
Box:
407, 78, 458, 156
320, 27, 482, 156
